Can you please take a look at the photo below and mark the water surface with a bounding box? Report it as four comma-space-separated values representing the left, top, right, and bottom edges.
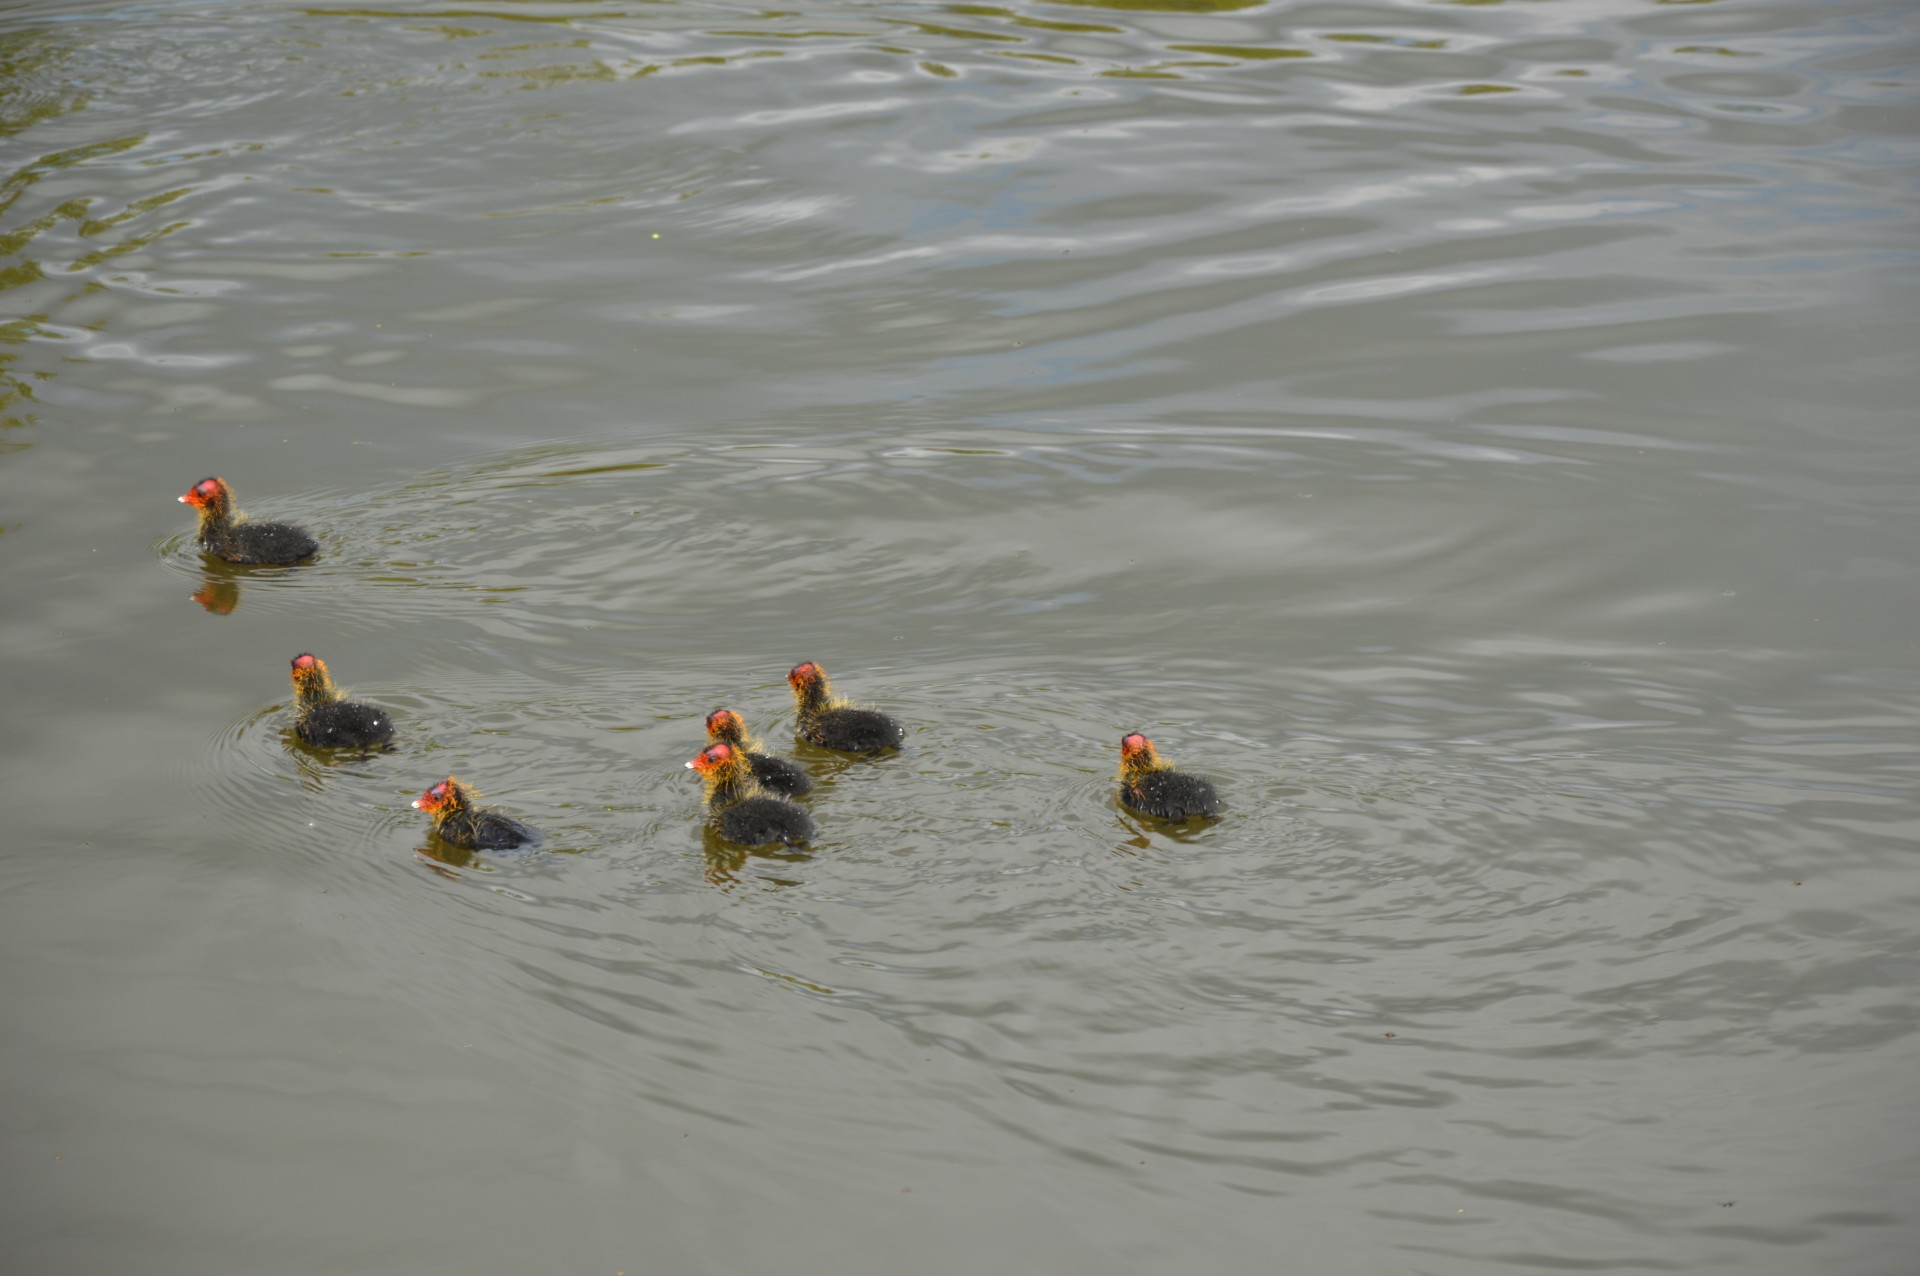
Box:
2, 0, 1917, 1272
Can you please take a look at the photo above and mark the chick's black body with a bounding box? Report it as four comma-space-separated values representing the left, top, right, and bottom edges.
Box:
715, 795, 814, 848
297, 701, 394, 749
748, 751, 814, 798
803, 707, 905, 753
432, 808, 540, 851
203, 520, 318, 565
1122, 770, 1220, 822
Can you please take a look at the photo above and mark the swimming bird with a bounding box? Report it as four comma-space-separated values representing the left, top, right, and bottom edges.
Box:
178, 476, 318, 564
1118, 732, 1219, 821
787, 661, 904, 754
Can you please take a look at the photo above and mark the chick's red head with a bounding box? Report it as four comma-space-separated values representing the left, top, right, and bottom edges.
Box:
687, 743, 737, 777
413, 778, 461, 814
179, 477, 231, 511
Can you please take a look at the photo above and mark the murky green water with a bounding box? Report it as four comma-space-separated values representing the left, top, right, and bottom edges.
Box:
3, 0, 1916, 1271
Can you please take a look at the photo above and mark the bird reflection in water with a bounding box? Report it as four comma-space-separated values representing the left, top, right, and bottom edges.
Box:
416, 839, 477, 879
701, 830, 808, 891
189, 563, 244, 614
283, 730, 387, 794
186, 555, 318, 615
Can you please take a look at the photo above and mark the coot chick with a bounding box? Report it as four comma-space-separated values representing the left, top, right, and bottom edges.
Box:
1118, 732, 1220, 822
787, 661, 904, 754
688, 743, 814, 847
290, 653, 394, 749
178, 476, 318, 565
412, 776, 538, 851
706, 708, 812, 798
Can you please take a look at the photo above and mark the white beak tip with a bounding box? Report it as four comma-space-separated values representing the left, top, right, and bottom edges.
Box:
411, 799, 424, 809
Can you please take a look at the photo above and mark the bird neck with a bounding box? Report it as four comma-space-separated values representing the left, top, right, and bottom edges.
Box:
196, 505, 236, 537
711, 726, 762, 754
704, 762, 764, 808
293, 674, 340, 709
793, 679, 838, 724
